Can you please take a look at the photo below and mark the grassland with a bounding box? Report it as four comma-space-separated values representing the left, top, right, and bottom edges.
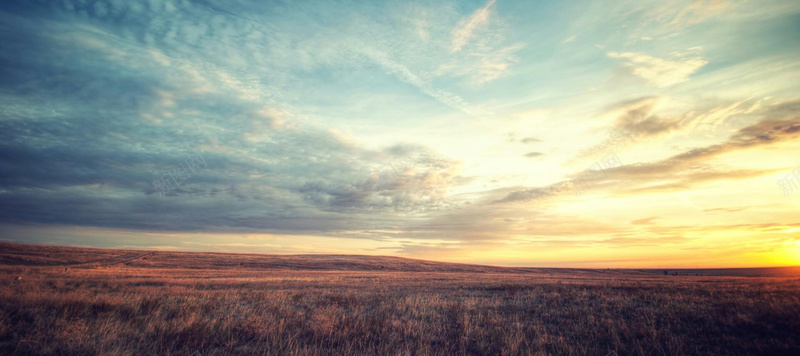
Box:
1, 242, 799, 355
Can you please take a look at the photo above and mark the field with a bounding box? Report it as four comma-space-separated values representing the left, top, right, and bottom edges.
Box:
1, 243, 800, 355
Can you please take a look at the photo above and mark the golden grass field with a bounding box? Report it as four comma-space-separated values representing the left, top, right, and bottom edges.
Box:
1, 242, 799, 355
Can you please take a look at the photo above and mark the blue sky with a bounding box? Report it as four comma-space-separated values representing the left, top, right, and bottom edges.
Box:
1, 0, 799, 267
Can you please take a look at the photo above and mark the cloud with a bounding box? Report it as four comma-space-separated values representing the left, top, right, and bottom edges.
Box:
0, 0, 495, 243
670, 0, 732, 28
681, 97, 771, 134
608, 51, 708, 87
443, 0, 521, 85
524, 152, 544, 158
669, 102, 800, 162
703, 207, 749, 214
311, 149, 463, 213
577, 97, 682, 159
491, 182, 568, 204
472, 44, 523, 84
610, 97, 683, 137
579, 100, 800, 194
580, 96, 775, 160
0, 8, 469, 236
507, 100, 800, 201
631, 217, 658, 225
364, 50, 483, 116
561, 35, 576, 44
450, 0, 496, 52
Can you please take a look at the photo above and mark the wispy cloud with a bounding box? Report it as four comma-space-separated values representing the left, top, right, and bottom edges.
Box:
584, 100, 800, 194
472, 44, 523, 84
609, 97, 682, 137
669, 0, 733, 29
451, 0, 497, 52
444, 0, 522, 85
608, 51, 708, 87
363, 49, 483, 116
500, 100, 800, 202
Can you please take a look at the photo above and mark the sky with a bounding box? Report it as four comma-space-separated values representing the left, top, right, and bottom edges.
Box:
1, 0, 799, 268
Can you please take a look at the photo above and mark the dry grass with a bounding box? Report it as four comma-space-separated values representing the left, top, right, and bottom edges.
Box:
1, 243, 799, 355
